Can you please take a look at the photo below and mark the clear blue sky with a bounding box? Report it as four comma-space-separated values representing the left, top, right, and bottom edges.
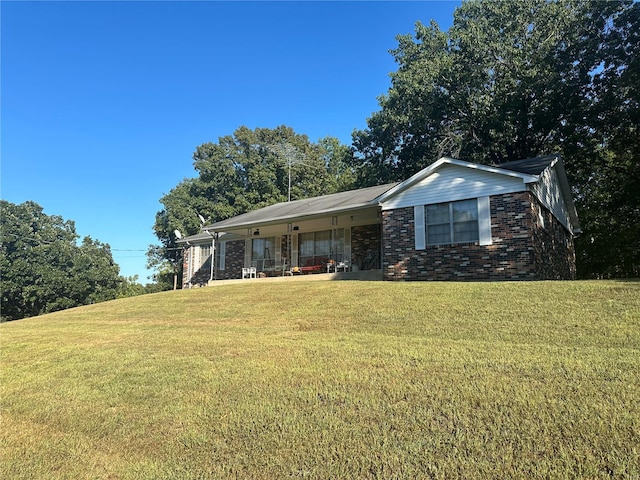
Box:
2, 1, 459, 282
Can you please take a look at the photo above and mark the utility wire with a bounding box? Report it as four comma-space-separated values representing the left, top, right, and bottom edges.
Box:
1, 233, 182, 251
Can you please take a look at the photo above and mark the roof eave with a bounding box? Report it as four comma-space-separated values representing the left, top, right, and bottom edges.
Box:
552, 157, 582, 234
176, 231, 214, 244
202, 203, 380, 233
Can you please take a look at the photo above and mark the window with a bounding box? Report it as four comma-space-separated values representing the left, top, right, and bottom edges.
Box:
199, 244, 211, 268
299, 229, 345, 266
251, 237, 276, 270
215, 241, 225, 271
425, 199, 479, 245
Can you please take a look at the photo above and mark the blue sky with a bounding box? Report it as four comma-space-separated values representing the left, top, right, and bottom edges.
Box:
2, 1, 459, 282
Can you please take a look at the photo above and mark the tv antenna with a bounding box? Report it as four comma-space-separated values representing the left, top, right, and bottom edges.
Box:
269, 142, 309, 202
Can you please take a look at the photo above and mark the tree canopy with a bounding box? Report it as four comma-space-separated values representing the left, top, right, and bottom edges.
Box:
1, 200, 122, 321
148, 125, 354, 288
351, 0, 639, 278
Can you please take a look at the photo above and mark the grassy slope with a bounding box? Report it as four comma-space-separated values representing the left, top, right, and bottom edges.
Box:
1, 280, 639, 479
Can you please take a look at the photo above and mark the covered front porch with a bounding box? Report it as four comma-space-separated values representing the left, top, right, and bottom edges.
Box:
179, 183, 395, 287
204, 202, 385, 282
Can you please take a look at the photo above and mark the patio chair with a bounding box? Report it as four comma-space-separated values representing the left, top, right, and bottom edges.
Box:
242, 267, 257, 279
336, 260, 350, 272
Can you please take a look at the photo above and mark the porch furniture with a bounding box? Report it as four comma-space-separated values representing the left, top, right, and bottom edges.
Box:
242, 267, 257, 279
336, 261, 350, 272
299, 264, 324, 274
299, 257, 329, 274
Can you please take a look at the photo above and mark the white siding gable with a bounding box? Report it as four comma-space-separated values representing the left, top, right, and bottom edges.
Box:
530, 166, 574, 234
380, 164, 528, 210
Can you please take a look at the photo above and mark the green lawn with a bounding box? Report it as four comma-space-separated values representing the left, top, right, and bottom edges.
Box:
1, 280, 639, 479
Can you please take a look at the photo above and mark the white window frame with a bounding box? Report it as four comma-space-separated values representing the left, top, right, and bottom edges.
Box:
477, 196, 492, 245
216, 241, 226, 271
425, 199, 479, 246
199, 244, 211, 268
414, 196, 491, 250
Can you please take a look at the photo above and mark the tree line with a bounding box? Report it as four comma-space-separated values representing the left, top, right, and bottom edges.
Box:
0, 200, 160, 321
151, 0, 638, 284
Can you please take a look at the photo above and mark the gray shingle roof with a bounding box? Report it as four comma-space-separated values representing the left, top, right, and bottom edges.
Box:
496, 154, 558, 176
176, 231, 214, 244
203, 183, 398, 232
497, 154, 580, 233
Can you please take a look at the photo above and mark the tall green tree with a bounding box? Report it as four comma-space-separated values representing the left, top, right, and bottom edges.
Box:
149, 125, 355, 288
575, 1, 640, 277
352, 0, 639, 277
320, 136, 356, 193
1, 200, 121, 321
147, 179, 199, 290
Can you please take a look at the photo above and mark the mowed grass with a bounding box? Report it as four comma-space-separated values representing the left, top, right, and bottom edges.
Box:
1, 280, 639, 479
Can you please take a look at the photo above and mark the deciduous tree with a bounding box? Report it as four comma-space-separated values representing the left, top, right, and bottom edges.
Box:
352, 0, 639, 277
1, 200, 121, 320
149, 125, 355, 287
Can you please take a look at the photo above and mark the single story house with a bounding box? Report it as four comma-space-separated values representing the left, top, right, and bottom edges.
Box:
178, 155, 581, 286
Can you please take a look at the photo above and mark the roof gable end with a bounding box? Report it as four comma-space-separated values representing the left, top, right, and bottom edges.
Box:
377, 157, 539, 204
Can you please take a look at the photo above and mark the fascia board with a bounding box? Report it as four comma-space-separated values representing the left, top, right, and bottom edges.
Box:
176, 231, 213, 245
460, 161, 539, 183
202, 204, 378, 233
553, 158, 582, 234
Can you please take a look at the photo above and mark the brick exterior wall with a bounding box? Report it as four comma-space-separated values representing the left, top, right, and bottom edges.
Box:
183, 239, 247, 284
189, 258, 213, 287
351, 224, 381, 270
281, 235, 291, 269
181, 248, 213, 287
181, 249, 191, 288
382, 192, 576, 281
531, 202, 577, 280
214, 240, 245, 280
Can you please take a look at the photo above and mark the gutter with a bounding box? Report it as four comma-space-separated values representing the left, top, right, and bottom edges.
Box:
202, 203, 380, 233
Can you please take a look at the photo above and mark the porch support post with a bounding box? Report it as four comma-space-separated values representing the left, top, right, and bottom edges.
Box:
210, 233, 216, 281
